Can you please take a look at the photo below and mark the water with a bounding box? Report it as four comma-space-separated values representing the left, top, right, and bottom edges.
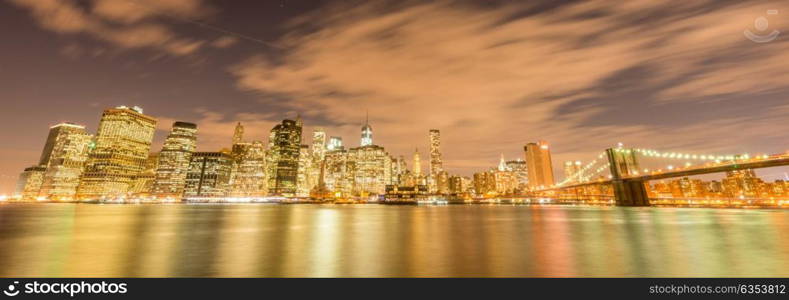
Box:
1, 203, 788, 277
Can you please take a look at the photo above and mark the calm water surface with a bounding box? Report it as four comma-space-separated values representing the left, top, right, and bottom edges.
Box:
0, 203, 788, 277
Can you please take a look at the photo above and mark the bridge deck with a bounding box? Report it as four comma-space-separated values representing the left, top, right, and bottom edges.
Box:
542, 156, 789, 192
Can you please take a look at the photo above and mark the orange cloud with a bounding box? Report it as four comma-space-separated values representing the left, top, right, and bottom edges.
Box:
10, 0, 212, 56
229, 0, 789, 175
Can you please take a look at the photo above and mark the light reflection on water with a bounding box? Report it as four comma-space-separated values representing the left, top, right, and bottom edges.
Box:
0, 203, 788, 277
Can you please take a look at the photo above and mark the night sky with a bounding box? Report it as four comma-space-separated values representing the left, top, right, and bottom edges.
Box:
1, 0, 789, 194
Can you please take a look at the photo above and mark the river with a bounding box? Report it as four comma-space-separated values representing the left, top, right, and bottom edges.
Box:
0, 203, 787, 277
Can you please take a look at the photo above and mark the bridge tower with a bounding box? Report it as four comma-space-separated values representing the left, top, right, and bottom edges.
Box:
605, 148, 649, 206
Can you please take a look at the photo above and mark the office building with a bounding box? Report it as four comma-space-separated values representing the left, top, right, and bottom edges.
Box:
151, 122, 198, 198
267, 119, 302, 196
76, 106, 157, 200
37, 123, 93, 201
524, 140, 555, 188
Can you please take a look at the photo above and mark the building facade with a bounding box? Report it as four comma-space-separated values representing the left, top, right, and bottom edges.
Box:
151, 122, 198, 198
37, 123, 93, 201
230, 141, 267, 197
524, 140, 555, 189
185, 152, 234, 198
76, 106, 157, 200
267, 119, 303, 196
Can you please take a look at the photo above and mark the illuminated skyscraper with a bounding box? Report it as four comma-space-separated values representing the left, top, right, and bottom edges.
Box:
413, 148, 422, 177
324, 148, 351, 197
348, 144, 393, 196
505, 159, 528, 189
38, 123, 93, 201
230, 141, 267, 197
328, 136, 343, 151
151, 122, 198, 198
185, 152, 234, 198
77, 106, 157, 200
429, 129, 443, 175
360, 113, 373, 147
267, 119, 303, 196
312, 128, 326, 161
524, 140, 555, 188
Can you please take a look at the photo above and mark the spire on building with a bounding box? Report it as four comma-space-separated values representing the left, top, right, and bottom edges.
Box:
498, 154, 507, 171
233, 122, 244, 145
360, 111, 373, 146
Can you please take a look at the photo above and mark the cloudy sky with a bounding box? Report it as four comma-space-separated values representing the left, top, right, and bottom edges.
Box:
1, 0, 789, 194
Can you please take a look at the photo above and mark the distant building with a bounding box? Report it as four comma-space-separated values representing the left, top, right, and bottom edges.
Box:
429, 129, 443, 175
296, 144, 312, 197
722, 169, 762, 197
524, 141, 555, 189
76, 106, 157, 200
17, 166, 47, 201
347, 144, 394, 196
360, 114, 373, 147
448, 175, 471, 195
232, 122, 244, 146
505, 159, 528, 188
267, 119, 303, 196
312, 128, 327, 162
37, 123, 93, 201
230, 141, 267, 197
563, 160, 582, 183
327, 136, 343, 151
413, 148, 422, 178
151, 122, 198, 198
324, 148, 351, 197
185, 152, 234, 198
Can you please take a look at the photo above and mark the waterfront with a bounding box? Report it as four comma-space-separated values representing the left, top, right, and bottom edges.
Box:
0, 203, 788, 277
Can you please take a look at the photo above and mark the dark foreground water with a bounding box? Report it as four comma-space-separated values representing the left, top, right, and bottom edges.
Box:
0, 203, 788, 277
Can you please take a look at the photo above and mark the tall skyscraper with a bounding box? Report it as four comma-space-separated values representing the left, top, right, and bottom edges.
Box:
323, 148, 350, 197
505, 159, 528, 189
524, 140, 555, 188
267, 119, 303, 196
413, 148, 422, 177
312, 128, 327, 161
328, 136, 343, 151
360, 113, 373, 146
429, 129, 443, 175
38, 123, 93, 201
232, 122, 244, 145
184, 152, 233, 198
231, 141, 267, 197
151, 122, 198, 198
37, 122, 90, 167
76, 106, 157, 200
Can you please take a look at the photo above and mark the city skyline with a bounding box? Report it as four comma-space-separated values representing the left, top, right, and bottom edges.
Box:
3, 1, 789, 194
